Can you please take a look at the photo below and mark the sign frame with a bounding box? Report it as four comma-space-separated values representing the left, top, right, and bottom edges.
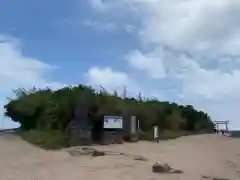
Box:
103, 116, 123, 129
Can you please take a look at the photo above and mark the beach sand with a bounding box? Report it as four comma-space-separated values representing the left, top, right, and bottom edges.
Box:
0, 133, 239, 180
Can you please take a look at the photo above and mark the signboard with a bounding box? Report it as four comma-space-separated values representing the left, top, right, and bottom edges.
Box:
104, 116, 123, 129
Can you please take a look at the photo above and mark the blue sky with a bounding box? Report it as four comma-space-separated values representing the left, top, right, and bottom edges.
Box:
1, 0, 240, 130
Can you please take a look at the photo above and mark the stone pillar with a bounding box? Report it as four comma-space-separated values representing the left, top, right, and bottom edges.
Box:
130, 116, 136, 134
130, 116, 138, 142
226, 123, 228, 133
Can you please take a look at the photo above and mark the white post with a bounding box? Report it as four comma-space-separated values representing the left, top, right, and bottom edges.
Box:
153, 125, 159, 143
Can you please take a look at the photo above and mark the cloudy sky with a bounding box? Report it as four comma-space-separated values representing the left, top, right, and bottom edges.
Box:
1, 0, 240, 129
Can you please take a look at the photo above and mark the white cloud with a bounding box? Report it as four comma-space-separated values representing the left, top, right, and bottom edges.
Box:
125, 24, 136, 33
83, 19, 136, 33
85, 67, 139, 96
0, 35, 64, 129
180, 66, 240, 100
89, 0, 109, 12
89, 0, 240, 57
126, 50, 166, 79
84, 19, 116, 31
138, 0, 240, 57
85, 66, 169, 101
126, 47, 240, 100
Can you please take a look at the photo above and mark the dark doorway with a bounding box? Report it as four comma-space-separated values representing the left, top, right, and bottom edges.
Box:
91, 115, 104, 143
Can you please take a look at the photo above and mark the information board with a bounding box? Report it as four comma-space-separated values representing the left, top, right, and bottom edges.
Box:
103, 116, 123, 129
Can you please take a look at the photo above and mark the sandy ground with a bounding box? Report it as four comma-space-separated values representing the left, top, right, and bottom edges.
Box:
0, 134, 240, 180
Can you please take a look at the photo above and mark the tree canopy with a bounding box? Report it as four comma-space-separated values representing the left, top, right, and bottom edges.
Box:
4, 84, 214, 133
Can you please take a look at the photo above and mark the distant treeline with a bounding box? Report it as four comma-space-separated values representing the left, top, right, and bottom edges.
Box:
4, 84, 214, 133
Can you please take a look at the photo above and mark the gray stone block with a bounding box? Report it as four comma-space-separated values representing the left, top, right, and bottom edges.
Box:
101, 131, 123, 145
69, 130, 92, 146
129, 133, 139, 142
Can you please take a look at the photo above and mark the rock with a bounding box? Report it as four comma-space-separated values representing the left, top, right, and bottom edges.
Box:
201, 176, 229, 180
68, 150, 89, 156
133, 156, 148, 161
68, 147, 93, 156
171, 169, 184, 174
91, 150, 105, 157
152, 163, 184, 174
152, 163, 172, 173
201, 176, 211, 179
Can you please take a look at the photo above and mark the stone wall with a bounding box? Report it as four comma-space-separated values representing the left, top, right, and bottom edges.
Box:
101, 130, 123, 145
69, 100, 137, 146
69, 120, 92, 146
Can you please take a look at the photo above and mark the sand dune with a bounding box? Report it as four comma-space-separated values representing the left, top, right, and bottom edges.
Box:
0, 133, 239, 180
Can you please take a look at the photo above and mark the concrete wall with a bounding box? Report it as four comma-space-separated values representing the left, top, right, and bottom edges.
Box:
69, 114, 138, 146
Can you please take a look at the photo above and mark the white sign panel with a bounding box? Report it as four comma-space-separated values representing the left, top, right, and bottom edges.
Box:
104, 116, 123, 129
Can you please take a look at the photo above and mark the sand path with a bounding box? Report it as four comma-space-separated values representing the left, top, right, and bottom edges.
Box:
0, 133, 239, 180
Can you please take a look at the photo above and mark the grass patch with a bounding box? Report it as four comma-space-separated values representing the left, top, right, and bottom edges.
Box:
18, 129, 69, 150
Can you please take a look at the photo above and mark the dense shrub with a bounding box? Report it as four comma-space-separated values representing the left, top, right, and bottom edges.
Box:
4, 84, 214, 148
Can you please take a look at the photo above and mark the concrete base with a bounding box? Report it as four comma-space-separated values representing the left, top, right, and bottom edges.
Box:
69, 130, 92, 146
129, 133, 139, 142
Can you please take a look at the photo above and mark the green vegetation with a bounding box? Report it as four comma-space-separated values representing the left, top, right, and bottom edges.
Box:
18, 129, 68, 150
4, 84, 214, 149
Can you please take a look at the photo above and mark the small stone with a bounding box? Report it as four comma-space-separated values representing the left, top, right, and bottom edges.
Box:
68, 149, 91, 156
171, 169, 184, 174
133, 156, 148, 161
152, 163, 172, 173
201, 176, 230, 180
201, 176, 211, 179
91, 150, 105, 157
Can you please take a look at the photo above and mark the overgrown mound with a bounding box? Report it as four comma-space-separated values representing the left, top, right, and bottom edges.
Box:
4, 85, 214, 149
